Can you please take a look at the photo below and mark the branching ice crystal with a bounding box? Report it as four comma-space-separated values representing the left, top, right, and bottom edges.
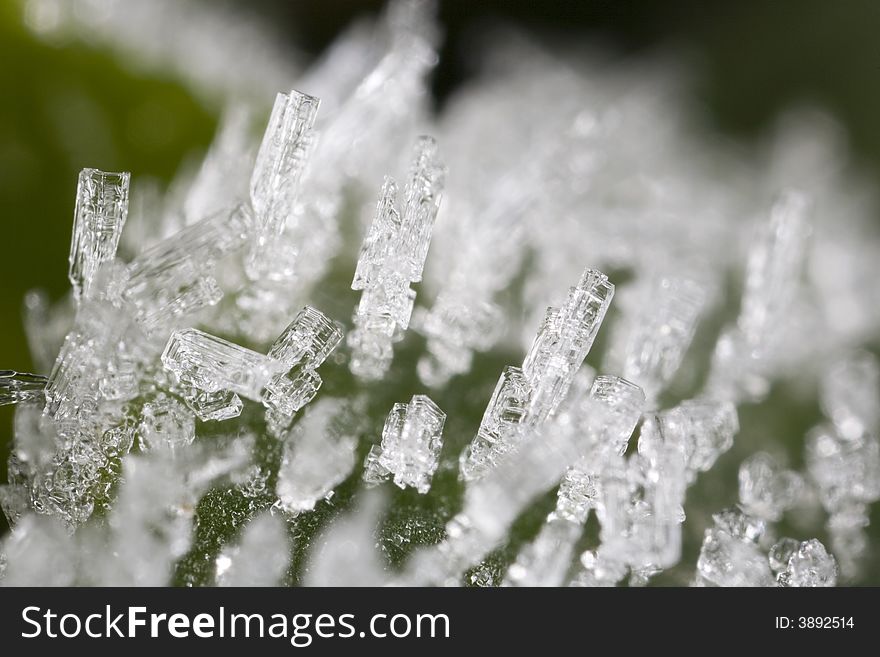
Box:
162, 306, 342, 424
348, 137, 445, 380
363, 394, 446, 493
68, 168, 130, 301
461, 268, 614, 481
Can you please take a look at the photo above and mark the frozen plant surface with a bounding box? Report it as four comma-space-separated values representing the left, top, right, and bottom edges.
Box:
2, 0, 880, 586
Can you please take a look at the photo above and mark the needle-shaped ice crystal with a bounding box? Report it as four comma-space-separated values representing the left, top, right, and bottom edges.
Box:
0, 371, 47, 407
69, 168, 130, 301
247, 90, 320, 281
461, 268, 614, 480
276, 398, 360, 514
348, 137, 445, 380
363, 394, 445, 493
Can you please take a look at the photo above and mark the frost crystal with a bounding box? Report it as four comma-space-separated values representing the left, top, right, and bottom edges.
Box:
162, 305, 342, 425
506, 376, 645, 587
348, 137, 445, 380
69, 168, 130, 301
3, 0, 880, 588
461, 268, 614, 480
707, 191, 811, 401
276, 398, 360, 514
363, 395, 446, 493
778, 538, 838, 587
247, 90, 319, 281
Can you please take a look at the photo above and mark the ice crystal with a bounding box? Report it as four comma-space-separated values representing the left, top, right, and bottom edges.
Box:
461, 268, 614, 480
364, 395, 446, 493
349, 137, 445, 380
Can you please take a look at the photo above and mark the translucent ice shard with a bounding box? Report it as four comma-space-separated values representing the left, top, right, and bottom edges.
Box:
0, 371, 47, 407
461, 268, 614, 480
215, 512, 289, 587
738, 452, 803, 521
125, 205, 250, 332
247, 90, 320, 281
261, 306, 345, 423
276, 398, 360, 514
69, 168, 130, 301
805, 422, 880, 578
43, 300, 129, 421
363, 395, 445, 493
459, 366, 530, 480
162, 328, 282, 399
348, 137, 445, 380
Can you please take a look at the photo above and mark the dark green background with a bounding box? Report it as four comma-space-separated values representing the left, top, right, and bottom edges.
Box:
2, 0, 879, 581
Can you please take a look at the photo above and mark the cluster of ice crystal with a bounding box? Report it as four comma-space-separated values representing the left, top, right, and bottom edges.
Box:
3, 0, 880, 587
364, 395, 446, 493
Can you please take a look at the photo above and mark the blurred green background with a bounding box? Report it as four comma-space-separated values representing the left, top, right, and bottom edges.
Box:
2, 0, 880, 581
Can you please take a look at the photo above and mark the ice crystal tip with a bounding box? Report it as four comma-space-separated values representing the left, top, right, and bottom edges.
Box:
69, 168, 130, 300
348, 137, 445, 380
0, 370, 48, 407
522, 268, 614, 423
250, 89, 320, 227
363, 394, 445, 493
